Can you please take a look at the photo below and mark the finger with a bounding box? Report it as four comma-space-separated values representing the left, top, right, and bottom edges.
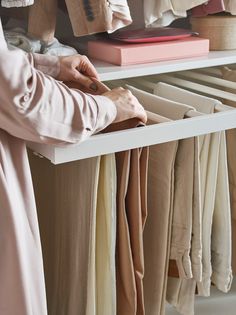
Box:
78, 57, 99, 79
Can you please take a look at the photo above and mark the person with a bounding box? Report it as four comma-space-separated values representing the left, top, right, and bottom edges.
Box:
0, 16, 146, 314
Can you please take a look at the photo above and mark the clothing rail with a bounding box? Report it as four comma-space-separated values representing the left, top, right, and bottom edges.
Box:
28, 60, 236, 164
28, 107, 236, 164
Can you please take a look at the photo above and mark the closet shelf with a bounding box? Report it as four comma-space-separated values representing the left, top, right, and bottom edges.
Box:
94, 50, 236, 81
28, 110, 236, 164
28, 52, 236, 164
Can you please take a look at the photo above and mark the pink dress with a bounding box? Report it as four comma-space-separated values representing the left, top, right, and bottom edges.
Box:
0, 19, 116, 315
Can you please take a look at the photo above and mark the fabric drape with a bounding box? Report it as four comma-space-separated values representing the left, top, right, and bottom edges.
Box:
115, 146, 149, 315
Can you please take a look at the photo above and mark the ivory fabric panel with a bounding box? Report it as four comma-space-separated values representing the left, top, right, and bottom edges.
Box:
95, 154, 117, 315
220, 67, 236, 275
143, 0, 207, 27
155, 82, 232, 313
224, 0, 236, 14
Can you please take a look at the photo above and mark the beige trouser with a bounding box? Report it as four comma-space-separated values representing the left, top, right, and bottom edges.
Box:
129, 84, 200, 281
128, 85, 200, 315
29, 152, 101, 315
116, 146, 149, 315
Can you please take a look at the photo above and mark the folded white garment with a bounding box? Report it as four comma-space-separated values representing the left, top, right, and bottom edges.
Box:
107, 0, 133, 32
1, 0, 33, 7
144, 0, 207, 27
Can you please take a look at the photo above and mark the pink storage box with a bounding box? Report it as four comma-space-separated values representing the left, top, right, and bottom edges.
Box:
87, 37, 209, 66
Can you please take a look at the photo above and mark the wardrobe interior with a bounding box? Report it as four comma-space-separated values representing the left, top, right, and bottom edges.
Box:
3, 1, 236, 315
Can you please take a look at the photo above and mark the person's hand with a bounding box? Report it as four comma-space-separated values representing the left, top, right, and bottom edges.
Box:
57, 54, 99, 91
103, 87, 147, 124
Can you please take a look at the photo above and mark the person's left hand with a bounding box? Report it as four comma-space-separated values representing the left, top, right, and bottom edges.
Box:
56, 54, 99, 92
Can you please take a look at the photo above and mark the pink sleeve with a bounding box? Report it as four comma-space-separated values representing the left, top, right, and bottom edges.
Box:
32, 53, 60, 78
0, 50, 117, 145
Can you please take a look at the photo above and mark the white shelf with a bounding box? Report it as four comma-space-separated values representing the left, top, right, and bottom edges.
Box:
28, 110, 236, 164
93, 50, 236, 81
27, 50, 236, 163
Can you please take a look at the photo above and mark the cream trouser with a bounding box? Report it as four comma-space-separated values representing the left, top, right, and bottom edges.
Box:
156, 82, 232, 314
29, 153, 118, 315
221, 66, 236, 275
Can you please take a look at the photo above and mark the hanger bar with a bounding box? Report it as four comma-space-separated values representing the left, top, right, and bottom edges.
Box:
176, 71, 236, 90
152, 75, 236, 102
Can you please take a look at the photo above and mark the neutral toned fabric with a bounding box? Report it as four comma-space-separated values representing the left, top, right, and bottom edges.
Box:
191, 0, 225, 17
220, 67, 236, 274
129, 84, 199, 281
65, 0, 132, 37
115, 150, 136, 315
4, 28, 78, 56
28, 0, 57, 43
0, 51, 116, 144
116, 146, 149, 315
95, 154, 117, 315
210, 127, 233, 293
156, 82, 232, 313
224, 0, 236, 14
143, 0, 206, 27
0, 131, 47, 315
166, 278, 196, 315
29, 153, 101, 315
1, 0, 33, 7
128, 85, 199, 315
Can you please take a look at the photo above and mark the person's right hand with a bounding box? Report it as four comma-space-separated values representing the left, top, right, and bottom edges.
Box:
103, 87, 147, 124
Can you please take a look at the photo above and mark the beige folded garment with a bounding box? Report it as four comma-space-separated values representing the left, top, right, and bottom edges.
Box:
65, 0, 132, 37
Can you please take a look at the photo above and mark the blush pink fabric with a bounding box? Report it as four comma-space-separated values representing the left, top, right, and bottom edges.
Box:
0, 17, 117, 314
191, 0, 225, 17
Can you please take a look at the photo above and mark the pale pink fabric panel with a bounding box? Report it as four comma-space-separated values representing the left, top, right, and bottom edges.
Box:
0, 49, 116, 145
0, 131, 47, 315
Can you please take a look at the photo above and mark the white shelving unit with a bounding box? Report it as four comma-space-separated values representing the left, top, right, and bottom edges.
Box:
94, 51, 236, 81
28, 51, 236, 164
